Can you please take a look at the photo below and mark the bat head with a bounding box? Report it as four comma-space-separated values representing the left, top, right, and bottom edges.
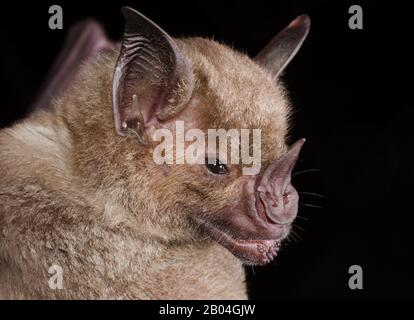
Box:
69, 7, 310, 265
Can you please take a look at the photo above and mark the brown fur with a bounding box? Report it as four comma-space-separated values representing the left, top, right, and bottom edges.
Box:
0, 37, 291, 299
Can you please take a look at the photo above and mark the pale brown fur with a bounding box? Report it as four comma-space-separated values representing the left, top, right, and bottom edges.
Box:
0, 38, 290, 299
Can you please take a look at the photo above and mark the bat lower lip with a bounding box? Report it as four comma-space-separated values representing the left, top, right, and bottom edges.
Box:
199, 221, 283, 266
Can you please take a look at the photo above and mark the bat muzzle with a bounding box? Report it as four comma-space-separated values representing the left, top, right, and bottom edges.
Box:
255, 139, 305, 226
196, 139, 305, 265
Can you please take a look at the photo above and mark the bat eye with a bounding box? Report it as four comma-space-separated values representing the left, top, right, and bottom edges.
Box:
205, 158, 229, 175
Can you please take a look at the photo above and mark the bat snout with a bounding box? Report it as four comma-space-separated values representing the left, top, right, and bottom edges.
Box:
254, 138, 305, 227
256, 182, 299, 226
195, 140, 305, 265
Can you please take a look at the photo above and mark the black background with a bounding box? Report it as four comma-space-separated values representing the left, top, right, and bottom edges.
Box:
0, 1, 412, 299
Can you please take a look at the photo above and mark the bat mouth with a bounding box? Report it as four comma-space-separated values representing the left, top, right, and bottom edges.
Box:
199, 221, 284, 266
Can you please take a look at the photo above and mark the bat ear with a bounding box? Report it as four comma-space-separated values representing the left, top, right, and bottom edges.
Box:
255, 15, 310, 80
112, 7, 194, 143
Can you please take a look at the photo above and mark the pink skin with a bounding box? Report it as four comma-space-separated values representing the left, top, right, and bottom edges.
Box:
198, 139, 305, 265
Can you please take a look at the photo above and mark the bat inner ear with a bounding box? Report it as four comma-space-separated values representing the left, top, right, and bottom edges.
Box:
112, 6, 194, 142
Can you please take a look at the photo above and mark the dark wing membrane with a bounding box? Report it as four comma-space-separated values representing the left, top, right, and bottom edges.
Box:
30, 19, 114, 112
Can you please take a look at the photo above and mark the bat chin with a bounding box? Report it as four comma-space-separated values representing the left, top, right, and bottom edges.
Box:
198, 219, 289, 266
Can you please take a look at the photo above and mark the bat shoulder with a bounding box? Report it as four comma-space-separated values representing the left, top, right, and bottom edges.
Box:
0, 112, 70, 185
0, 113, 98, 224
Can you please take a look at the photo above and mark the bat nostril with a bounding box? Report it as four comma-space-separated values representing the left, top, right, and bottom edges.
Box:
265, 191, 278, 208
283, 193, 290, 205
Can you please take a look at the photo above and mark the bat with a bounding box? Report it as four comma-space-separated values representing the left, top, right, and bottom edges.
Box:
0, 7, 310, 299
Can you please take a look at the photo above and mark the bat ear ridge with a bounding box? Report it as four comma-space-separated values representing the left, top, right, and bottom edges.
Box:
112, 6, 194, 143
255, 15, 310, 80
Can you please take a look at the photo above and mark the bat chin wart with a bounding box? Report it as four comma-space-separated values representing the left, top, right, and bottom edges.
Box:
197, 219, 290, 266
